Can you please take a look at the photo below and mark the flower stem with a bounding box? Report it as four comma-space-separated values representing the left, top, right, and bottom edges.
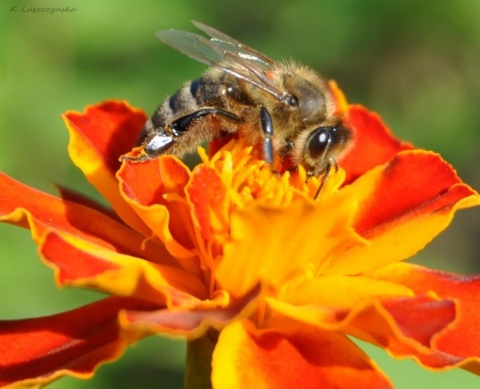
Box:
184, 329, 218, 389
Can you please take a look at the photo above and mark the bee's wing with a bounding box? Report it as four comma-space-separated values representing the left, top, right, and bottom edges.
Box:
191, 21, 278, 69
156, 24, 288, 102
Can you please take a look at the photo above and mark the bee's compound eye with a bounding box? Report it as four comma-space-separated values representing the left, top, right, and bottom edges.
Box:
307, 127, 332, 159
145, 133, 174, 155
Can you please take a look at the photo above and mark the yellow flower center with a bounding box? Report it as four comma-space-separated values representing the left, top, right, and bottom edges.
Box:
186, 140, 348, 302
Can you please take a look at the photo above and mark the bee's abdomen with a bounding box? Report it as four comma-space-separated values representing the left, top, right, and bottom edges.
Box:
138, 77, 224, 145
152, 81, 200, 127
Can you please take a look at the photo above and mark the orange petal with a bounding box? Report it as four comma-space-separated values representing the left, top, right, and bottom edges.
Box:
0, 172, 165, 264
55, 184, 122, 222
267, 293, 457, 371
341, 105, 412, 184
268, 293, 455, 343
40, 231, 206, 303
371, 262, 480, 372
212, 319, 393, 389
63, 101, 150, 235
0, 297, 156, 388
186, 165, 229, 242
347, 294, 456, 348
325, 150, 480, 274
118, 156, 200, 267
64, 101, 146, 172
118, 284, 261, 339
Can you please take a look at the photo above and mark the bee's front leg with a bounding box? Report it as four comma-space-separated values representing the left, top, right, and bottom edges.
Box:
260, 107, 274, 166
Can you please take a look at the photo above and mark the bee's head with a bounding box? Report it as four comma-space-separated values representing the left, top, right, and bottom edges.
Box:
295, 122, 352, 177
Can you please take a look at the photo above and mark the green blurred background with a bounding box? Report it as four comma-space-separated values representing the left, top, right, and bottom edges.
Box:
1, 0, 480, 388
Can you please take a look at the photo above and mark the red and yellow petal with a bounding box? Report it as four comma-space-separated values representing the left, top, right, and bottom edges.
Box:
266, 292, 457, 369
40, 231, 206, 304
118, 156, 201, 266
324, 150, 480, 275
371, 262, 480, 372
0, 172, 164, 264
64, 101, 145, 173
342, 294, 456, 350
63, 101, 150, 235
55, 184, 122, 222
119, 284, 261, 339
341, 105, 412, 184
0, 297, 156, 388
212, 319, 393, 389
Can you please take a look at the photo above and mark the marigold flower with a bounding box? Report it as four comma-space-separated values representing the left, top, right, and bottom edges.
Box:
0, 92, 479, 388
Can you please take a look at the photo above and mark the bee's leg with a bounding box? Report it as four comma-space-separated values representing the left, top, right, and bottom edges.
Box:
171, 108, 241, 135
260, 107, 274, 165
124, 108, 242, 162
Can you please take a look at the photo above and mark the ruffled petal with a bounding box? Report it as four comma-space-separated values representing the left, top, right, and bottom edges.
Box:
341, 105, 412, 184
212, 319, 393, 389
267, 293, 457, 366
40, 231, 206, 303
118, 284, 261, 339
343, 294, 456, 349
64, 101, 145, 172
371, 263, 480, 373
63, 101, 150, 235
0, 172, 166, 264
325, 150, 480, 274
55, 185, 122, 222
118, 156, 201, 271
0, 297, 155, 388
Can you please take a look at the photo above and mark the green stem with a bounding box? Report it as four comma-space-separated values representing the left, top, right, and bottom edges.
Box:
184, 330, 218, 389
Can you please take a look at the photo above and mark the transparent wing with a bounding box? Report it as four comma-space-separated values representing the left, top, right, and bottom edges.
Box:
191, 21, 277, 70
156, 22, 289, 101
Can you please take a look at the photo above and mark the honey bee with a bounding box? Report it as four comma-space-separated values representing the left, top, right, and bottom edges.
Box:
124, 21, 352, 191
